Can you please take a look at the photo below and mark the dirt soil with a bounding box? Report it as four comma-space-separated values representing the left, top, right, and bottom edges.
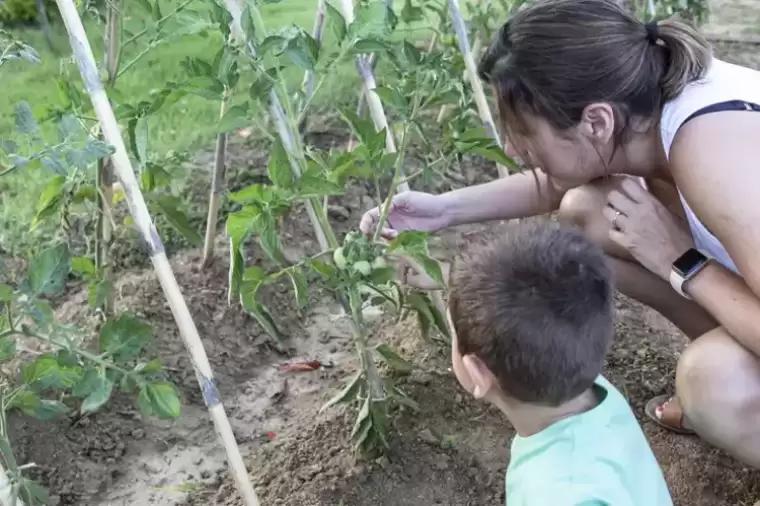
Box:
7, 5, 760, 506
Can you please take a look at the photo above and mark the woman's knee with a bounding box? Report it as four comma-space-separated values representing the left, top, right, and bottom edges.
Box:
557, 179, 624, 249
676, 328, 760, 465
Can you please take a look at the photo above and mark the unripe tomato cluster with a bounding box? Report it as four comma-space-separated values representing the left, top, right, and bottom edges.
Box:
333, 231, 390, 282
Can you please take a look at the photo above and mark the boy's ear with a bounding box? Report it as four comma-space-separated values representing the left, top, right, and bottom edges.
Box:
462, 355, 497, 399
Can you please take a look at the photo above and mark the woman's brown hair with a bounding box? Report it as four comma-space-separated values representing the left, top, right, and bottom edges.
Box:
478, 0, 712, 148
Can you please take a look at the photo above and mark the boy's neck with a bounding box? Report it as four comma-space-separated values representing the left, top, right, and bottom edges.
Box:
494, 386, 603, 438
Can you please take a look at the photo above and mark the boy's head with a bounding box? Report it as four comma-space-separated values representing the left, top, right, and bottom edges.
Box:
447, 220, 613, 407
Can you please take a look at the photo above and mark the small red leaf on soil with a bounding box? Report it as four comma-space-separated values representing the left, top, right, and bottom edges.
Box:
267, 431, 276, 440
277, 360, 322, 373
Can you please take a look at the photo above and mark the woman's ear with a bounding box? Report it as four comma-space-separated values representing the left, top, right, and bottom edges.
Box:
579, 102, 615, 145
462, 355, 497, 399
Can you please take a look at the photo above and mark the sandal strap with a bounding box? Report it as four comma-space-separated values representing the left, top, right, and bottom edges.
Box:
657, 397, 685, 429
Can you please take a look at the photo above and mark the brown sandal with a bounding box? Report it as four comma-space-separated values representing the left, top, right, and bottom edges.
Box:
644, 394, 695, 435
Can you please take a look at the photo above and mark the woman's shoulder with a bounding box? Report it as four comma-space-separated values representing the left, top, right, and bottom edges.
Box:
660, 58, 760, 159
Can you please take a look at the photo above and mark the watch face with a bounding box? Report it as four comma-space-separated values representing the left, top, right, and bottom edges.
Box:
673, 248, 706, 275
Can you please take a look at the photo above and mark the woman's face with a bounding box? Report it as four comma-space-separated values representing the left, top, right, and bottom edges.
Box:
503, 106, 617, 185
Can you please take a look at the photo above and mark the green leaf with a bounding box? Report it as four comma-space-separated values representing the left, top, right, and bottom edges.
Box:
72, 369, 101, 397
320, 371, 363, 413
349, 38, 389, 55
339, 108, 376, 147
0, 284, 13, 302
144, 382, 181, 419
284, 35, 317, 71
374, 86, 407, 111
81, 375, 113, 413
400, 0, 424, 23
58, 115, 81, 141
240, 5, 256, 43
22, 355, 83, 389
84, 138, 114, 159
133, 115, 149, 164
255, 213, 286, 264
14, 101, 39, 135
31, 175, 65, 230
88, 279, 113, 308
154, 196, 203, 246
100, 312, 153, 363
25, 243, 71, 297
297, 169, 344, 197
71, 256, 97, 277
0, 338, 16, 363
465, 145, 519, 171
18, 479, 50, 506
407, 292, 450, 341
267, 138, 294, 188
249, 72, 275, 101
287, 267, 308, 308
374, 344, 413, 373
40, 154, 68, 178
259, 35, 288, 56
2, 139, 18, 154
9, 390, 40, 415
32, 399, 70, 421
218, 102, 251, 133
388, 230, 446, 287
240, 282, 285, 344
324, 3, 347, 43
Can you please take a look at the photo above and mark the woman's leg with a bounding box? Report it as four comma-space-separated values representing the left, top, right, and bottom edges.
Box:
558, 176, 760, 468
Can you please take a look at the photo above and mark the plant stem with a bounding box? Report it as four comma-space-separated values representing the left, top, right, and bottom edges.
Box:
95, 0, 121, 319
373, 125, 411, 242
346, 289, 383, 400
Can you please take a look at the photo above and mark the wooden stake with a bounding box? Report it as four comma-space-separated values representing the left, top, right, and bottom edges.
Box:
55, 1, 260, 504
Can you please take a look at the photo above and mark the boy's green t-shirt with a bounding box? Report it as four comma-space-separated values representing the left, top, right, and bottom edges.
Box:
505, 376, 673, 506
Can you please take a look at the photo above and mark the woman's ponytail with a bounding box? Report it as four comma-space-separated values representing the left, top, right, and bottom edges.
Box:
653, 19, 712, 101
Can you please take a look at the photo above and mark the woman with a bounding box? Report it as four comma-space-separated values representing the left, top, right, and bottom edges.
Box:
359, 0, 760, 467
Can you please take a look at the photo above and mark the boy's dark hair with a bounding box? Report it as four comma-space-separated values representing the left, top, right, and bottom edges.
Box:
448, 220, 613, 406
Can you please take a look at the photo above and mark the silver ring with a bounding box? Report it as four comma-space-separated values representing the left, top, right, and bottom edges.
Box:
612, 210, 622, 229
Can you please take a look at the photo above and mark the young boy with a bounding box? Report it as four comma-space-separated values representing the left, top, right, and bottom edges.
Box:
402, 221, 673, 505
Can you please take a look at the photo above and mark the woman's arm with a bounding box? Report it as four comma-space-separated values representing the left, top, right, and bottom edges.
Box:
671, 113, 760, 356
439, 169, 574, 228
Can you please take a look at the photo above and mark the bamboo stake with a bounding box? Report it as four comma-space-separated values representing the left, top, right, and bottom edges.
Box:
55, 1, 260, 504
224, 0, 333, 251
447, 0, 508, 177
298, 0, 327, 134
96, 0, 120, 316
335, 0, 408, 192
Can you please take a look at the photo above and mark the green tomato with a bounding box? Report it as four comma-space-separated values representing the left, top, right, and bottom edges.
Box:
333, 247, 348, 269
352, 260, 372, 277
371, 257, 388, 270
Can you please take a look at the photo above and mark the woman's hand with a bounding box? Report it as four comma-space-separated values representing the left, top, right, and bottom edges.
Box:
359, 191, 453, 240
603, 178, 695, 280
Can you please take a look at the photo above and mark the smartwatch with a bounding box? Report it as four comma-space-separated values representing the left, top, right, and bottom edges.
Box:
669, 248, 709, 299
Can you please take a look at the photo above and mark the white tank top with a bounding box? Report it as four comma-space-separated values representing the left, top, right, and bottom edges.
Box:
659, 58, 760, 275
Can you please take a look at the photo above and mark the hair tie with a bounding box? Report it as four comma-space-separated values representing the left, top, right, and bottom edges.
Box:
644, 21, 659, 44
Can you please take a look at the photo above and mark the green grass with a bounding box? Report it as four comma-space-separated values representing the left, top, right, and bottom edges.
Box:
0, 0, 432, 257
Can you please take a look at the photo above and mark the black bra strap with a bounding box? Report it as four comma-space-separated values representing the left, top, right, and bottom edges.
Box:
682, 99, 760, 125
